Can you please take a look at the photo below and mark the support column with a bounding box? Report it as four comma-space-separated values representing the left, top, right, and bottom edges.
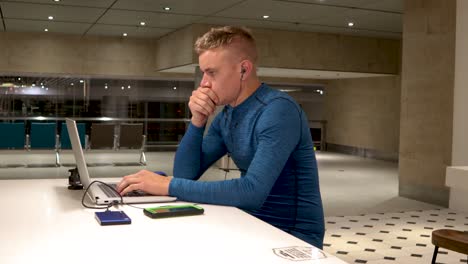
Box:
452, 0, 468, 165
445, 0, 468, 213
399, 0, 456, 206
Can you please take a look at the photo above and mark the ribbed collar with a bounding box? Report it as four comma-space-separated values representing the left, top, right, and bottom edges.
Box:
224, 83, 269, 115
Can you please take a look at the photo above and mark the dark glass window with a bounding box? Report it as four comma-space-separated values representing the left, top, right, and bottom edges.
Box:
0, 76, 193, 146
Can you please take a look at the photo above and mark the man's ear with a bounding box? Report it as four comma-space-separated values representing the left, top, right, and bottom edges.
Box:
240, 60, 252, 80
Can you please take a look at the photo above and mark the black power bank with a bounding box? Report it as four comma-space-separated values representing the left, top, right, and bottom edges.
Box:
95, 210, 131, 225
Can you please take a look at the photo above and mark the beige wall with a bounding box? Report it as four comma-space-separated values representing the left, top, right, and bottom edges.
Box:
155, 25, 198, 71
1, 25, 400, 82
325, 76, 401, 158
156, 24, 401, 74
254, 28, 400, 74
0, 31, 190, 79
399, 0, 456, 206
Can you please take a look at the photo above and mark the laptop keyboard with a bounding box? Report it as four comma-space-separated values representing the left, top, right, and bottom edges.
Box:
98, 183, 149, 198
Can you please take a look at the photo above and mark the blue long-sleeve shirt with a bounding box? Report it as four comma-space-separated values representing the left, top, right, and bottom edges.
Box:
169, 83, 324, 248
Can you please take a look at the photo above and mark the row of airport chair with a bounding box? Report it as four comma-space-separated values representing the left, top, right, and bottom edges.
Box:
0, 122, 147, 167
84, 123, 147, 166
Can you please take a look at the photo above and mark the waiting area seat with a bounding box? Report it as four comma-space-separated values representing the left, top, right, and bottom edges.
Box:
1, 121, 148, 169
117, 123, 147, 166
432, 229, 468, 264
0, 123, 25, 149
0, 122, 26, 168
60, 122, 86, 150
59, 122, 86, 167
87, 123, 116, 166
88, 123, 146, 167
90, 123, 116, 150
27, 122, 59, 167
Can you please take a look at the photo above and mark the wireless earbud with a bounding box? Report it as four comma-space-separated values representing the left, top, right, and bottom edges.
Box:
235, 66, 246, 106
240, 67, 246, 80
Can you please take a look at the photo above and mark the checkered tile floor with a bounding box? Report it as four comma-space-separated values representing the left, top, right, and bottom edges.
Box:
323, 209, 468, 264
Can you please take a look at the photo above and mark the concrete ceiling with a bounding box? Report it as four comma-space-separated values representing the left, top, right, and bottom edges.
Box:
0, 0, 402, 39
0, 0, 402, 80
160, 64, 395, 79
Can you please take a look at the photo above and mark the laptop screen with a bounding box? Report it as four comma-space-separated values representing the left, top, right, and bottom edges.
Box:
65, 118, 91, 188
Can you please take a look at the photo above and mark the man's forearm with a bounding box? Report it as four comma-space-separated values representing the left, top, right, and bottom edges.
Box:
173, 123, 205, 180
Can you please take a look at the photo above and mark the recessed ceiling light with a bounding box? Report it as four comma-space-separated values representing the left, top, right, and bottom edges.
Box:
140, 21, 146, 26
48, 16, 54, 20
262, 15, 269, 19
173, 86, 177, 90
127, 85, 131, 89
164, 7, 171, 11
54, 0, 60, 2
44, 28, 49, 32
79, 80, 84, 83
122, 33, 128, 37
70, 83, 74, 86
121, 86, 125, 90
348, 22, 354, 27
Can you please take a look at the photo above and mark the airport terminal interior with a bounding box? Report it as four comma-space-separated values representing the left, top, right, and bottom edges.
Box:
2, 0, 468, 263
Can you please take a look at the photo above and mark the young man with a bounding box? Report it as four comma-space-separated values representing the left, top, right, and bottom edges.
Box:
117, 26, 325, 248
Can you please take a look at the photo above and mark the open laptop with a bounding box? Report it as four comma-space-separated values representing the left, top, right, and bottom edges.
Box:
66, 118, 177, 205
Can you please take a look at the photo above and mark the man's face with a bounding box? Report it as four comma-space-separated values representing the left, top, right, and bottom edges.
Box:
198, 48, 242, 106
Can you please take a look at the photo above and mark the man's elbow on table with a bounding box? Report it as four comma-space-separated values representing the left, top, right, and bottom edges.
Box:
235, 191, 268, 211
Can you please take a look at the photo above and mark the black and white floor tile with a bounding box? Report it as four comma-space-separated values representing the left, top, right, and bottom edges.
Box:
324, 209, 468, 264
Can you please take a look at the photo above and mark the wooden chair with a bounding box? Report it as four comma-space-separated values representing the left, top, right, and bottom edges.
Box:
432, 229, 468, 264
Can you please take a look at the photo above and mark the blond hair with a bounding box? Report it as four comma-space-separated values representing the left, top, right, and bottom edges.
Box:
194, 26, 258, 63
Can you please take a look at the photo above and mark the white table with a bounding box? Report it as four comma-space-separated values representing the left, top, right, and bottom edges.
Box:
0, 179, 346, 264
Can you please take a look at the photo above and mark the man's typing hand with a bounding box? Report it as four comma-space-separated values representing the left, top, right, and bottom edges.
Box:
117, 170, 172, 196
